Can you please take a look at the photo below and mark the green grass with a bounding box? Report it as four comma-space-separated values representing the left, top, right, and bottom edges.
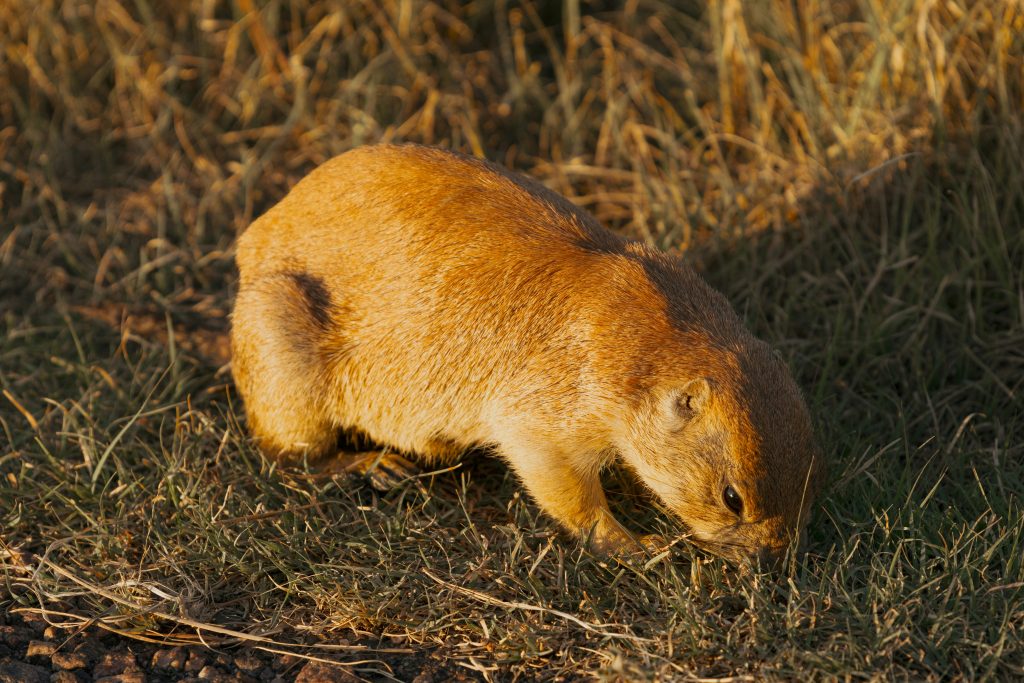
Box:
2, 0, 1023, 679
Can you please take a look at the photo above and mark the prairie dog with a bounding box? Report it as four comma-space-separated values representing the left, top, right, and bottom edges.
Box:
231, 144, 825, 563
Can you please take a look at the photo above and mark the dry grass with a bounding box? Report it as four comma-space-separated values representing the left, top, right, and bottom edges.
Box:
2, 1, 1023, 680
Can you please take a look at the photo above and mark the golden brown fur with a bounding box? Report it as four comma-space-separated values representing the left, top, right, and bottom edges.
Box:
231, 144, 825, 562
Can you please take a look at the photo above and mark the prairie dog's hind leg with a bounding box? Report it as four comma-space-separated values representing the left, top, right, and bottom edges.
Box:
230, 271, 346, 462
320, 450, 421, 491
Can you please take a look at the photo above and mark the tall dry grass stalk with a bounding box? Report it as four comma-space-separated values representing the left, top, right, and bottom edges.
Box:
2, 1, 1020, 251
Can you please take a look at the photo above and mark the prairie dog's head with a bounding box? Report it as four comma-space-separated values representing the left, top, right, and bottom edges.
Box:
620, 342, 825, 565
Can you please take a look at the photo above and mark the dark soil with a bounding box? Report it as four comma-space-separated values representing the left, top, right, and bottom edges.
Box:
0, 609, 477, 683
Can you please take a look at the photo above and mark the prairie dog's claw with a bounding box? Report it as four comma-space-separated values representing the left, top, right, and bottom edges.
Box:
636, 533, 670, 554
363, 453, 419, 491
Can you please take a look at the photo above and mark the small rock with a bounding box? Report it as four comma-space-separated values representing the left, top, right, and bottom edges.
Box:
50, 672, 79, 683
20, 613, 49, 634
293, 661, 360, 683
0, 626, 32, 648
151, 647, 188, 671
94, 674, 146, 683
234, 654, 263, 675
276, 654, 302, 669
42, 627, 60, 641
185, 650, 208, 674
51, 652, 89, 670
411, 671, 434, 683
71, 640, 101, 664
26, 640, 56, 660
0, 659, 50, 683
94, 652, 139, 678
258, 666, 275, 681
196, 665, 230, 682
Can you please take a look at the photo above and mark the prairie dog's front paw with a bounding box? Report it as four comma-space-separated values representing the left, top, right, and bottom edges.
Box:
586, 522, 666, 557
593, 531, 672, 560
588, 526, 637, 555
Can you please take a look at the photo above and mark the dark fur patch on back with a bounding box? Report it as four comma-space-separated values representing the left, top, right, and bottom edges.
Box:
288, 271, 333, 329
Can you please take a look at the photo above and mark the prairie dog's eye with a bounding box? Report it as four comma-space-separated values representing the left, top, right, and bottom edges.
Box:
722, 485, 743, 515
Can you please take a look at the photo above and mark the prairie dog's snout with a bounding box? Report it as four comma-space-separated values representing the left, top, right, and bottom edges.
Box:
230, 143, 824, 562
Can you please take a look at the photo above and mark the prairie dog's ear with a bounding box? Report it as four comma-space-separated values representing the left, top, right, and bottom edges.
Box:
667, 378, 712, 424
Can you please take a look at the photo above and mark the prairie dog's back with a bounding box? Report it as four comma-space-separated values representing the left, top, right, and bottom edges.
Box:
236, 144, 623, 285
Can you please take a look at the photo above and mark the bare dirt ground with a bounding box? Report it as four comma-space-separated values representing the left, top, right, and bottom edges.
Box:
0, 608, 476, 683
